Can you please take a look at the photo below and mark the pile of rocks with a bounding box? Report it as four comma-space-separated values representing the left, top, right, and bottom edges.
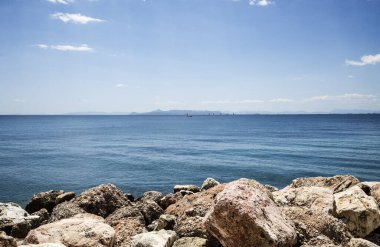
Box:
1, 175, 379, 247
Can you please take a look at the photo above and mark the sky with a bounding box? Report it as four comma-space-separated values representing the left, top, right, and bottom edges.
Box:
0, 0, 379, 114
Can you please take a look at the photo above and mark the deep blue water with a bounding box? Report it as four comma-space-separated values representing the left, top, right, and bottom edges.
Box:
0, 115, 379, 206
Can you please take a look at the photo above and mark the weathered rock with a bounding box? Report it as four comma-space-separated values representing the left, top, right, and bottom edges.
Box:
23, 213, 115, 247
179, 190, 194, 196
160, 193, 183, 210
201, 178, 220, 191
281, 206, 350, 245
365, 231, 380, 246
49, 201, 86, 223
139, 191, 164, 206
0, 231, 17, 247
131, 229, 177, 247
155, 214, 176, 231
173, 185, 200, 193
348, 238, 380, 247
0, 203, 39, 237
136, 200, 164, 225
265, 184, 279, 193
19, 244, 66, 247
166, 185, 224, 238
359, 182, 380, 206
204, 178, 297, 247
105, 204, 146, 246
30, 209, 49, 228
289, 175, 360, 193
273, 186, 334, 213
72, 183, 130, 218
334, 186, 380, 237
25, 190, 65, 213
173, 237, 207, 247
55, 192, 75, 205
299, 235, 340, 247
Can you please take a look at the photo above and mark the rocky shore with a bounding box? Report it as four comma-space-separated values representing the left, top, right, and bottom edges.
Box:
1, 175, 380, 247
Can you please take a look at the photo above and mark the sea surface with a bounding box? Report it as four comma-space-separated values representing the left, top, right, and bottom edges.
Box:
0, 115, 379, 206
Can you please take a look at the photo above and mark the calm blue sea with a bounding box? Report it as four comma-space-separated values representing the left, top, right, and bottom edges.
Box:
0, 115, 379, 206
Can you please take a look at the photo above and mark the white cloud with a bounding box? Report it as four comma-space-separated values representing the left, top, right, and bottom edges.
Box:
347, 75, 354, 79
346, 53, 380, 66
46, 0, 73, 4
37, 44, 93, 52
269, 98, 294, 103
249, 0, 273, 6
202, 99, 264, 104
51, 13, 105, 24
116, 83, 125, 88
309, 93, 377, 101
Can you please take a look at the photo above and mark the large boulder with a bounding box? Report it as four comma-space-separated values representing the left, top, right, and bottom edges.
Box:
173, 237, 207, 247
23, 213, 115, 247
0, 203, 39, 238
166, 184, 224, 238
334, 186, 380, 237
0, 231, 17, 247
281, 206, 350, 246
131, 229, 177, 247
273, 186, 334, 213
204, 178, 297, 247
48, 201, 86, 223
72, 184, 130, 218
288, 175, 360, 193
105, 205, 146, 247
201, 178, 220, 191
25, 190, 66, 213
155, 214, 176, 231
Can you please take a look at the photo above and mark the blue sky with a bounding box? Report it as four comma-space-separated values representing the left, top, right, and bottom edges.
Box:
0, 0, 379, 114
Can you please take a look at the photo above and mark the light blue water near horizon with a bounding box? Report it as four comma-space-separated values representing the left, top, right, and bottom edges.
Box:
0, 115, 379, 206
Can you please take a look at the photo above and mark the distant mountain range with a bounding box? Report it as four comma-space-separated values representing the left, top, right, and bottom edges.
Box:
62, 109, 380, 116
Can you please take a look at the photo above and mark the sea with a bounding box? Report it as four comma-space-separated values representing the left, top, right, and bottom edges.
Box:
0, 114, 379, 206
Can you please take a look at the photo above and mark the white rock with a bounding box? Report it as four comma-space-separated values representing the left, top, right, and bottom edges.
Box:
131, 229, 177, 247
334, 186, 380, 237
23, 213, 115, 247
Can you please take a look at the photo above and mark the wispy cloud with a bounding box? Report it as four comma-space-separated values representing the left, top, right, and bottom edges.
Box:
269, 98, 294, 103
51, 13, 105, 24
309, 93, 377, 101
116, 83, 125, 88
346, 53, 380, 66
202, 99, 264, 104
46, 0, 73, 4
249, 0, 273, 6
37, 44, 93, 52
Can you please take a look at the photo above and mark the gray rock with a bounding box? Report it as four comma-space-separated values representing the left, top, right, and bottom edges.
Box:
139, 191, 164, 205
136, 200, 164, 225
201, 178, 220, 191
155, 214, 176, 231
173, 237, 207, 247
173, 185, 200, 193
131, 229, 177, 247
49, 201, 86, 223
71, 183, 131, 218
55, 192, 75, 205
25, 190, 65, 213
0, 203, 39, 238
